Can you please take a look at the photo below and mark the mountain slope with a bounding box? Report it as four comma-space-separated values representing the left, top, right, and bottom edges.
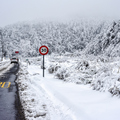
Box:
0, 20, 106, 57
84, 20, 120, 57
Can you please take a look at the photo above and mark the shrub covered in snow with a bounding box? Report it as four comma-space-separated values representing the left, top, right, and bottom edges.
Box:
55, 67, 70, 80
109, 81, 120, 96
75, 60, 89, 71
48, 64, 60, 74
89, 61, 120, 97
49, 55, 120, 97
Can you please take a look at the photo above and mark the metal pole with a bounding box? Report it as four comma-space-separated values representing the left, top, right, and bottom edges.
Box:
43, 55, 44, 77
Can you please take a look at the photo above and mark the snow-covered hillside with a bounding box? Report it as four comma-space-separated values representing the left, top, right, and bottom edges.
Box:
85, 20, 120, 57
1, 20, 120, 58
0, 20, 110, 57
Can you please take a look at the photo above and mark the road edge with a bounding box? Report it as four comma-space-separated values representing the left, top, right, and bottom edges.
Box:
14, 63, 26, 120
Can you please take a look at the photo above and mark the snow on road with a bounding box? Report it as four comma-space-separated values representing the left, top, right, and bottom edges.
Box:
25, 64, 120, 120
0, 60, 13, 76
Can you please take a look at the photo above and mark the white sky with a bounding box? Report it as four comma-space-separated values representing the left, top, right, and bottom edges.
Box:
0, 0, 120, 26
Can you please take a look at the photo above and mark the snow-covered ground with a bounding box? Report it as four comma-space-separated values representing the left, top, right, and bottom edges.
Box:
16, 55, 120, 120
0, 59, 13, 76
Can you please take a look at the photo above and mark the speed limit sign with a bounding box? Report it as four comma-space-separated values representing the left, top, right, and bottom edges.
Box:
39, 45, 49, 77
39, 45, 49, 55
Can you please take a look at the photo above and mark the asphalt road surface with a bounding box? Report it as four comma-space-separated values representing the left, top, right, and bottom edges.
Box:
0, 63, 25, 120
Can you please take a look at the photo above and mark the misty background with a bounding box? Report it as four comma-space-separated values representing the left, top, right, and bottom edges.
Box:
0, 0, 120, 27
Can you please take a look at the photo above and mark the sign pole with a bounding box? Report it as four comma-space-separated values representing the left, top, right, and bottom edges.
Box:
43, 55, 44, 77
39, 45, 49, 78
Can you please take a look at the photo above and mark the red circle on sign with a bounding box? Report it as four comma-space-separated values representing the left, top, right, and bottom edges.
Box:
39, 45, 49, 55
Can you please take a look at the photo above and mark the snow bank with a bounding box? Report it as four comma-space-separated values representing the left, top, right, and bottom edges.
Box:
0, 60, 13, 76
16, 63, 49, 120
0, 61, 11, 71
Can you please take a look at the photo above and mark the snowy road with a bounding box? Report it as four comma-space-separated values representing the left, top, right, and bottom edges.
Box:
0, 63, 25, 120
26, 65, 120, 120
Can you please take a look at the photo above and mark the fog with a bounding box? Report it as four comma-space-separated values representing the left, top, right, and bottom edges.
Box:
0, 0, 120, 26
